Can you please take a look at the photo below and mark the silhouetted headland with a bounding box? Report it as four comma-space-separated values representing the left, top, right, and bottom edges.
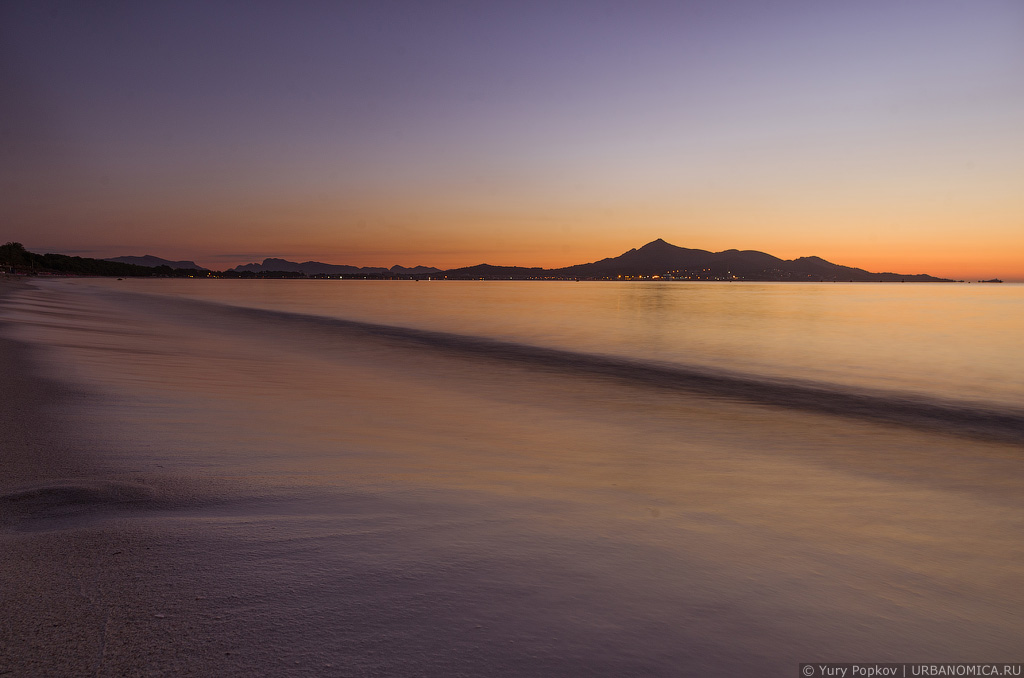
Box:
444, 239, 955, 281
3, 239, 962, 281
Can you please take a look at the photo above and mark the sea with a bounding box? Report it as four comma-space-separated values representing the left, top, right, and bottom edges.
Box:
2, 278, 1023, 676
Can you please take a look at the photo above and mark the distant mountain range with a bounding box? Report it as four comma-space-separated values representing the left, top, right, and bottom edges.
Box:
94, 239, 955, 281
232, 258, 441, 276
104, 255, 208, 271
444, 239, 953, 282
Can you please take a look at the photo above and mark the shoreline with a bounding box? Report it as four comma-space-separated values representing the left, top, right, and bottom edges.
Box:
3, 276, 1024, 676
0, 277, 87, 488
0, 277, 274, 676
0, 277, 111, 676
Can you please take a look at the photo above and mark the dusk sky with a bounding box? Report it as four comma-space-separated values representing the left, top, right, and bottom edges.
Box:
3, 1, 1022, 278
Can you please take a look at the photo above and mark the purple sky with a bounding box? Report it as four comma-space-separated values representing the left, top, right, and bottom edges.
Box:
3, 1, 1023, 277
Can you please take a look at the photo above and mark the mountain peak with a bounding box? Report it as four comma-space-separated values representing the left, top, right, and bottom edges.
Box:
640, 238, 671, 248
537, 239, 951, 281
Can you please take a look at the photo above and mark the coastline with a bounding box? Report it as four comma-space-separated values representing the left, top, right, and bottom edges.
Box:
0, 276, 125, 675
0, 277, 102, 674
0, 277, 97, 488
3, 277, 1024, 676
0, 277, 275, 676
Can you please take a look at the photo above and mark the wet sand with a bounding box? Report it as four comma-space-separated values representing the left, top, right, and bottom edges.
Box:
3, 277, 1023, 677
0, 279, 328, 676
0, 279, 157, 676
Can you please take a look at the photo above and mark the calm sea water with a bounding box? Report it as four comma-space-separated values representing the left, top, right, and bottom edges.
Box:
2, 279, 1023, 676
35, 278, 1024, 406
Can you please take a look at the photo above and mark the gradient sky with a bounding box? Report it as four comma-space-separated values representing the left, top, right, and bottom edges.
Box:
2, 1, 1022, 278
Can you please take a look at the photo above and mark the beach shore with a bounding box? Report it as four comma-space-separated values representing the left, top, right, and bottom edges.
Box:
3, 277, 1023, 677
1, 277, 93, 486
0, 278, 134, 676
0, 279, 265, 676
1, 277, 110, 675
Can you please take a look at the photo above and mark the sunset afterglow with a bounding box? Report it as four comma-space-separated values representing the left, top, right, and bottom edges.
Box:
3, 1, 1022, 279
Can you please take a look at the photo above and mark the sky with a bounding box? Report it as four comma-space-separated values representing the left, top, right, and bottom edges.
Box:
2, 0, 1022, 279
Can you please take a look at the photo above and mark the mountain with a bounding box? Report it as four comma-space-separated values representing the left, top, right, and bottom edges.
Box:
443, 239, 953, 282
389, 265, 442, 275
3, 241, 957, 281
233, 258, 386, 275
104, 255, 208, 270
232, 258, 440, 276
441, 264, 550, 278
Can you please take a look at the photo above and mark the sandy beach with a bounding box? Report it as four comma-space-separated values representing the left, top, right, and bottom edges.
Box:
2, 277, 1023, 677
0, 278, 336, 676
0, 278, 359, 676
0, 278, 178, 676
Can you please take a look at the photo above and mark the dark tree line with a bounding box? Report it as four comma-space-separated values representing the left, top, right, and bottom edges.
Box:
1, 242, 204, 277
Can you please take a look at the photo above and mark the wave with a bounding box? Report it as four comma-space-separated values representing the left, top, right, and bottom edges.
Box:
0, 480, 159, 531
98, 289, 1024, 445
